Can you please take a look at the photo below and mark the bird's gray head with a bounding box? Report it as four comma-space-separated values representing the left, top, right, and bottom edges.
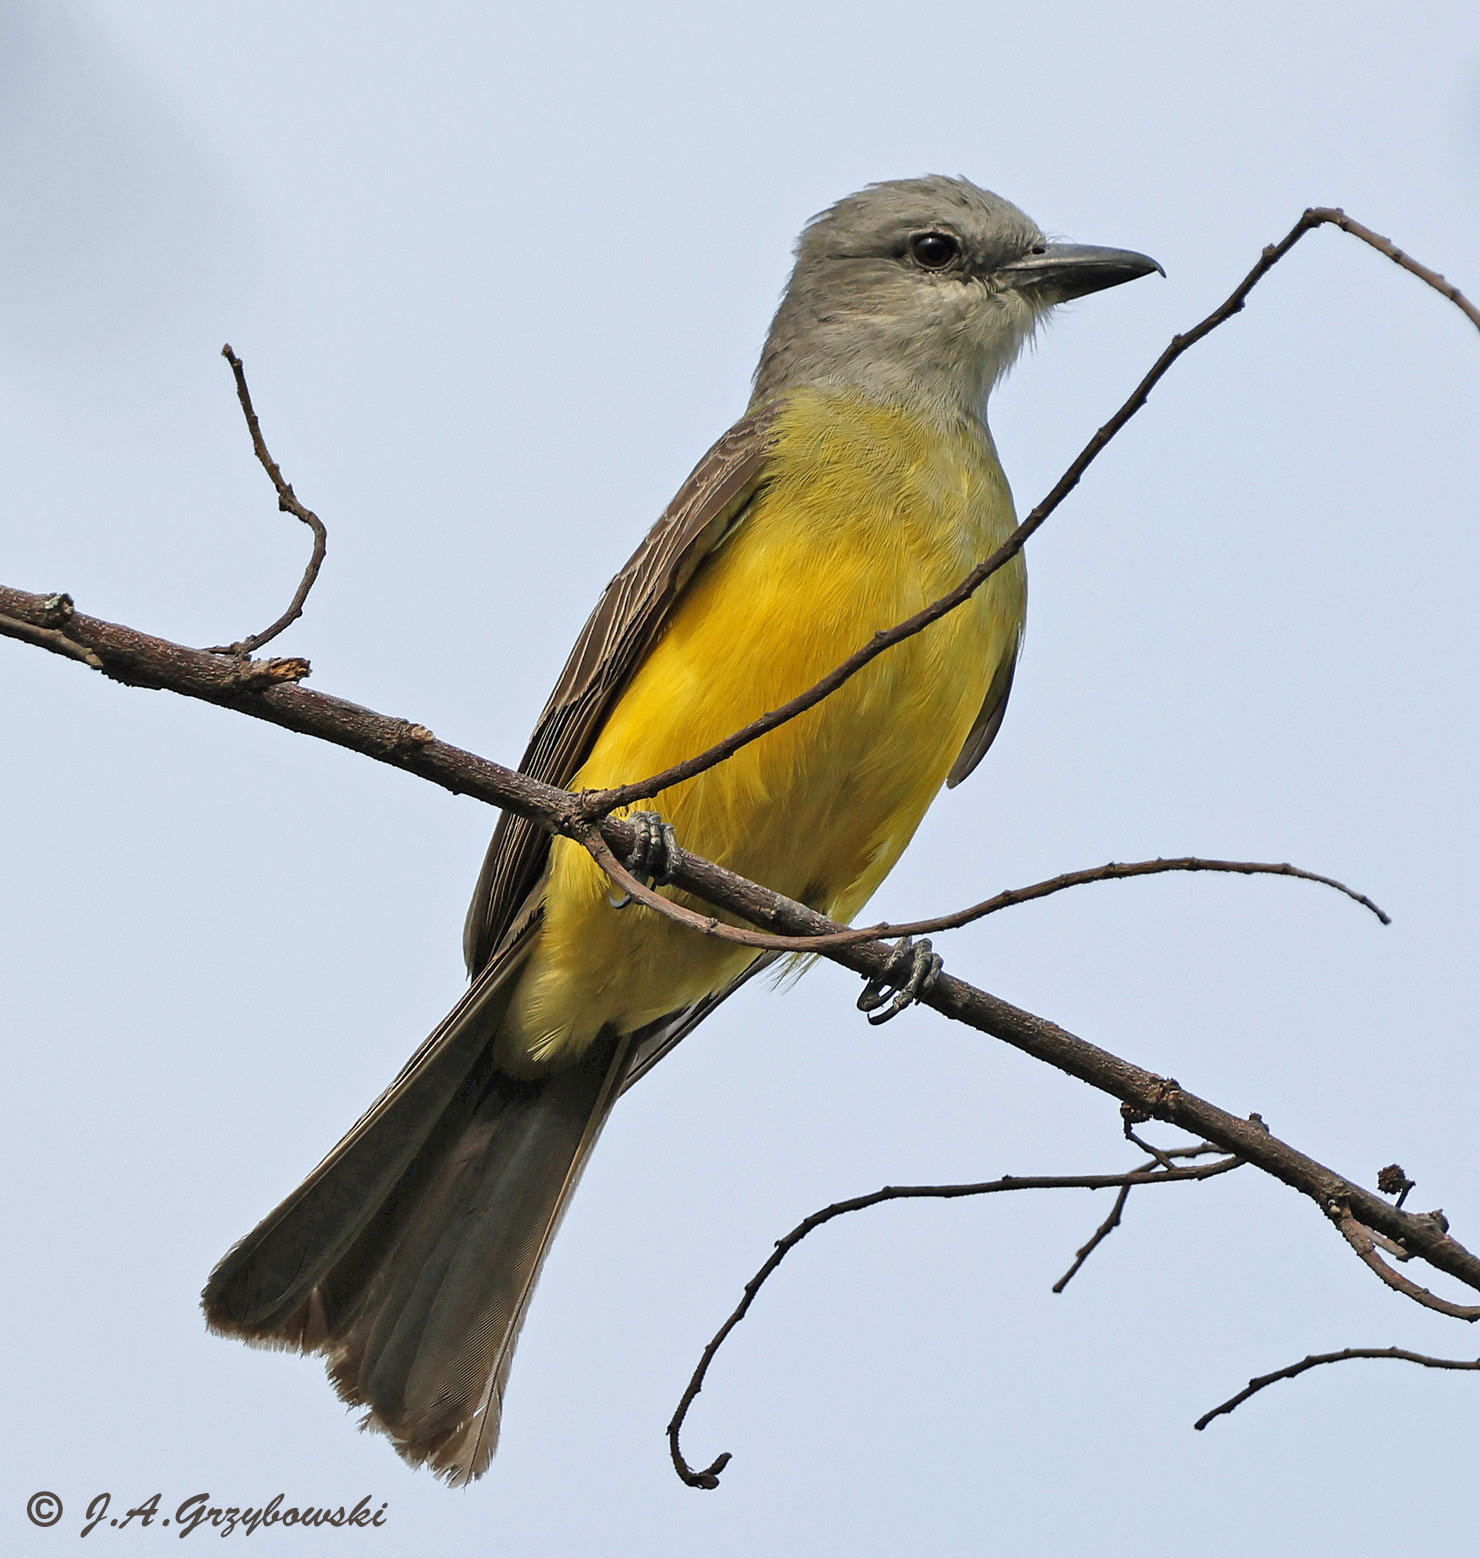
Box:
751, 175, 1159, 422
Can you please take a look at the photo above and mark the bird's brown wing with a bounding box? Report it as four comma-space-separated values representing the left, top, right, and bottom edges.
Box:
462, 407, 780, 976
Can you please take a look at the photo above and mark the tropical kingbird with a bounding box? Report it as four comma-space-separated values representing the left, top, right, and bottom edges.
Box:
203, 175, 1159, 1482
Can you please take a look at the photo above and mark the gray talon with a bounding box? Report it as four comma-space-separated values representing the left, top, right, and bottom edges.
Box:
857, 936, 943, 1024
609, 811, 679, 909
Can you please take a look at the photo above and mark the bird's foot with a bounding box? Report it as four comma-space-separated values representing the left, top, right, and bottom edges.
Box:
856, 936, 943, 1024
609, 810, 679, 909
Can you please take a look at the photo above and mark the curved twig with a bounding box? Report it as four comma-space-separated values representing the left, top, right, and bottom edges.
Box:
582, 207, 1479, 822
668, 1155, 1242, 1488
1195, 1347, 1480, 1431
904, 857, 1389, 934
583, 833, 1388, 955
209, 345, 329, 656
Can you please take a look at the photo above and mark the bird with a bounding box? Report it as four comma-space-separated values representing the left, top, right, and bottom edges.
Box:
202, 175, 1159, 1483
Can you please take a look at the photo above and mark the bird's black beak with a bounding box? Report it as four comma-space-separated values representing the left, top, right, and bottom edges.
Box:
998, 242, 1164, 302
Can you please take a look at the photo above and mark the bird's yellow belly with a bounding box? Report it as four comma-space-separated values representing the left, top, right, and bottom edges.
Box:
497, 395, 1026, 1074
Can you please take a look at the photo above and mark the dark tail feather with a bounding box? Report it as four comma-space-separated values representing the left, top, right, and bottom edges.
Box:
327, 1033, 629, 1482
203, 947, 531, 1339
205, 951, 632, 1482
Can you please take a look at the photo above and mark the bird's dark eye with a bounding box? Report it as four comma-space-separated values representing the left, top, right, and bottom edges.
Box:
908, 231, 961, 271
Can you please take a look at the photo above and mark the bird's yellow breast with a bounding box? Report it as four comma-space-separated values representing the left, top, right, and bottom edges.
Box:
497, 389, 1027, 1073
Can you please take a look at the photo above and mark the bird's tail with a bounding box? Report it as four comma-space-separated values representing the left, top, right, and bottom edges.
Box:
203, 959, 631, 1484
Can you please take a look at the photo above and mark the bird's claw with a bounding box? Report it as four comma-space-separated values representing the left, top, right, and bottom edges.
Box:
856, 936, 943, 1024
609, 811, 678, 909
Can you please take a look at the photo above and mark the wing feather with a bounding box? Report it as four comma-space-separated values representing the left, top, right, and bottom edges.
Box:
945, 626, 1022, 788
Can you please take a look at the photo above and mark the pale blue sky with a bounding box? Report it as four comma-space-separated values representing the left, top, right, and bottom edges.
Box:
4, 2, 1480, 1552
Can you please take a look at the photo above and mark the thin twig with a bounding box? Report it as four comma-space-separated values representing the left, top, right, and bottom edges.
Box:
581, 837, 1386, 955
1123, 1123, 1179, 1172
580, 207, 1479, 823
1053, 1144, 1228, 1292
1329, 1201, 1480, 1321
1195, 1347, 1480, 1431
860, 856, 1391, 941
1313, 208, 1480, 331
209, 345, 329, 656
668, 1155, 1242, 1488
1054, 1183, 1133, 1293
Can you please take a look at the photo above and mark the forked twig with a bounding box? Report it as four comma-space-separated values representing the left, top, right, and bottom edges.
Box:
210, 345, 329, 657
1196, 1347, 1480, 1431
669, 1154, 1242, 1488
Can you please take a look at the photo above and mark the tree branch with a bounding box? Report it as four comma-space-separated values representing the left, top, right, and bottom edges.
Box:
668, 1154, 1243, 1488
2, 579, 1478, 1313
1195, 1347, 1480, 1432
